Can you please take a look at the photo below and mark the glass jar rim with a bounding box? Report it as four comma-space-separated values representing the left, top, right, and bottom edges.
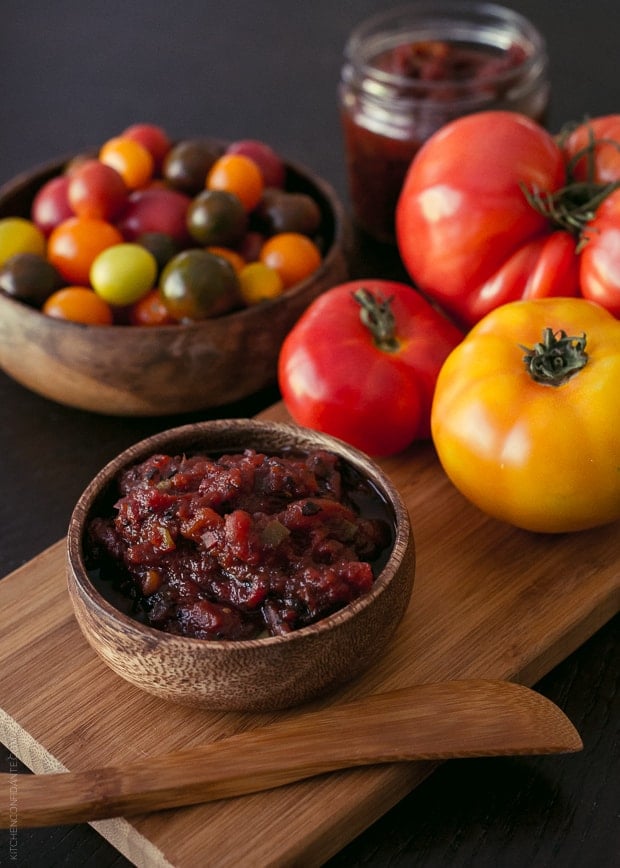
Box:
343, 0, 548, 98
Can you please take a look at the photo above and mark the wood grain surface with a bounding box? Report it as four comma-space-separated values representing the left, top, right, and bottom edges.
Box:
0, 403, 618, 867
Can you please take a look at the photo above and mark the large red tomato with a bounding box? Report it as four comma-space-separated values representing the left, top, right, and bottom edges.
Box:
277, 280, 463, 456
396, 111, 620, 327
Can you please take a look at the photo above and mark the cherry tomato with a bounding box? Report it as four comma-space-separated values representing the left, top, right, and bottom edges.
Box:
42, 286, 114, 325
259, 232, 321, 288
255, 189, 321, 236
237, 230, 265, 262
136, 232, 179, 273
47, 216, 123, 285
31, 175, 74, 236
163, 139, 222, 195
121, 123, 172, 172
238, 262, 284, 305
0, 217, 46, 266
206, 154, 264, 212
128, 288, 176, 325
159, 250, 241, 320
186, 189, 247, 247
226, 139, 286, 188
99, 136, 154, 189
117, 188, 191, 245
90, 243, 157, 306
67, 159, 128, 221
278, 279, 464, 455
0, 252, 62, 306
206, 246, 246, 273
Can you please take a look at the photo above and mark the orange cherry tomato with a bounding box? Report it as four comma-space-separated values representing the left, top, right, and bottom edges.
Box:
206, 154, 264, 212
99, 136, 155, 189
128, 288, 176, 325
206, 245, 246, 273
259, 232, 321, 288
42, 286, 114, 325
47, 216, 123, 285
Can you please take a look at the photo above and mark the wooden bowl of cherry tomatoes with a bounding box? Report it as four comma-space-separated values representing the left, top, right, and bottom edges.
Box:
0, 124, 349, 415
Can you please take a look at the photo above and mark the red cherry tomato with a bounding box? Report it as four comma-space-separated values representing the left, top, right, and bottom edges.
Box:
278, 279, 463, 456
31, 175, 74, 236
128, 288, 176, 325
68, 159, 128, 221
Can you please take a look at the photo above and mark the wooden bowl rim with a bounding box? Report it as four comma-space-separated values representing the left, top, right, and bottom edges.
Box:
67, 419, 413, 650
0, 150, 348, 336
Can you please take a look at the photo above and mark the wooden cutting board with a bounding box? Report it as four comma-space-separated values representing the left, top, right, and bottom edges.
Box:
1, 403, 619, 867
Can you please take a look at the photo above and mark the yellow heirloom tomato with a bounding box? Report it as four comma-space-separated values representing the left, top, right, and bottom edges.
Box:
431, 297, 620, 533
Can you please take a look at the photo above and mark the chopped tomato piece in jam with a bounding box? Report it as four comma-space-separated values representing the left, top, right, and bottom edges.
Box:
87, 448, 393, 640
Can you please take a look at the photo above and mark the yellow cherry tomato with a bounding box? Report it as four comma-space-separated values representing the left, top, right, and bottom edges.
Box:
431, 297, 620, 533
0, 217, 46, 266
238, 261, 284, 305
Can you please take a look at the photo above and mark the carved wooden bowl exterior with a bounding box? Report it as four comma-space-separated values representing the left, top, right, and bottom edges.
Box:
0, 156, 349, 415
66, 419, 415, 711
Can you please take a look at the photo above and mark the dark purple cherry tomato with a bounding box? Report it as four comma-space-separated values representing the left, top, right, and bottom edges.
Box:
163, 139, 223, 195
0, 252, 63, 306
186, 189, 247, 247
255, 189, 322, 236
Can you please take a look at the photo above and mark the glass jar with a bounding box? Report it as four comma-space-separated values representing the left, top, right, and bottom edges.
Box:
339, 1, 550, 244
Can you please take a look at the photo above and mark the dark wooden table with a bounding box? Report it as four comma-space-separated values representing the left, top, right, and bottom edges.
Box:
1, 1, 618, 865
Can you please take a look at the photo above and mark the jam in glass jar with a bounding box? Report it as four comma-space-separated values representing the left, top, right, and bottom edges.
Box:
339, 1, 550, 244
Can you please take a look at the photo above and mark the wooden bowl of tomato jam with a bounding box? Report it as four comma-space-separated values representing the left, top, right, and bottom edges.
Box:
66, 419, 415, 711
0, 151, 348, 416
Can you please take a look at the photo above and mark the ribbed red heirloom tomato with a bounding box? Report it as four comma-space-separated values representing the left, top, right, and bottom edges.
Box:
278, 279, 463, 456
396, 111, 620, 327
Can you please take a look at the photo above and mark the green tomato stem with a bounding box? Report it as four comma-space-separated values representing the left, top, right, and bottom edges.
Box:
521, 327, 588, 385
353, 288, 399, 352
521, 121, 620, 251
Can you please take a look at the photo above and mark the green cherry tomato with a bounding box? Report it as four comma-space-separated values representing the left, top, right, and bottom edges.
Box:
159, 249, 241, 320
186, 189, 247, 247
90, 243, 157, 306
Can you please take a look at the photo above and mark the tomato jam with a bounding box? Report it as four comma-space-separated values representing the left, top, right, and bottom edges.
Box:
86, 448, 394, 640
339, 3, 549, 243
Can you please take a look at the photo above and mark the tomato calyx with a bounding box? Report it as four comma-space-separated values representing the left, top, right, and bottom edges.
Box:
521, 327, 588, 386
521, 124, 620, 250
521, 179, 620, 250
353, 288, 399, 353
